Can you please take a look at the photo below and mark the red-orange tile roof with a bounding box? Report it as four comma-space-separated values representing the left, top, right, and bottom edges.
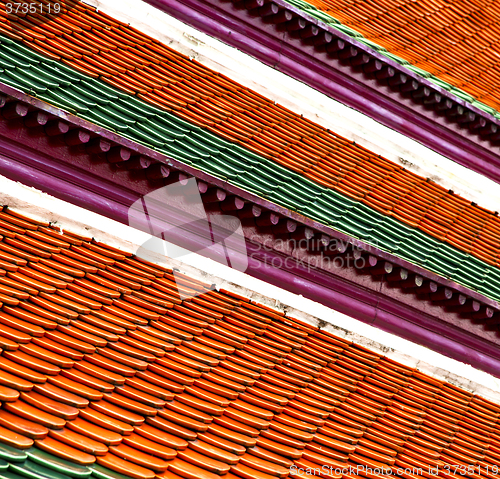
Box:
291, 0, 500, 112
0, 206, 497, 478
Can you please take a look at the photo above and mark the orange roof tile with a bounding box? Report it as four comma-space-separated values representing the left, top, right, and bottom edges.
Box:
0, 207, 494, 477
3, 2, 500, 298
283, 0, 500, 112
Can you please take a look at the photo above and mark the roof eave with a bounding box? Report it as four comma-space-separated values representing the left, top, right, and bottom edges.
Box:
2, 84, 500, 376
145, 0, 500, 185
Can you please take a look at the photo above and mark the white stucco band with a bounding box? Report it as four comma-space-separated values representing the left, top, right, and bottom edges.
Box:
84, 0, 500, 214
2, 173, 500, 402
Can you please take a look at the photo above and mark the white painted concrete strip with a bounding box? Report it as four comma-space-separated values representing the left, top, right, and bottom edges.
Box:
2, 173, 499, 401
85, 0, 500, 214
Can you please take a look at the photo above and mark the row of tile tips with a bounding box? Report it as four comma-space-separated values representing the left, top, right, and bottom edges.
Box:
2, 2, 500, 305
0, 206, 497, 479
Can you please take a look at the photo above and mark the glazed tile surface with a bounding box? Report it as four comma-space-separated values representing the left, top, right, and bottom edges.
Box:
2, 3, 500, 300
274, 0, 500, 117
0, 208, 496, 479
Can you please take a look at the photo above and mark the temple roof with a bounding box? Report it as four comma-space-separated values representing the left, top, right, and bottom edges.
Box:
268, 0, 500, 117
1, 2, 500, 304
0, 206, 497, 479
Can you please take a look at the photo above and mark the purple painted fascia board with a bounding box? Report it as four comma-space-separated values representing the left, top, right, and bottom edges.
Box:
248, 249, 500, 377
257, 0, 497, 122
0, 138, 137, 221
1, 131, 500, 375
146, 0, 500, 185
2, 82, 500, 311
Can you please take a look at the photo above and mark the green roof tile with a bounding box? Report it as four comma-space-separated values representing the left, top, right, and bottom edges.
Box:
9, 460, 73, 479
5, 69, 47, 93
0, 50, 30, 69
0, 472, 24, 479
1, 36, 499, 299
27, 450, 91, 478
0, 446, 26, 464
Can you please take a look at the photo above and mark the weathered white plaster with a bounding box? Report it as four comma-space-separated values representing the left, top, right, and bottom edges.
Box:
84, 0, 500, 214
2, 173, 500, 401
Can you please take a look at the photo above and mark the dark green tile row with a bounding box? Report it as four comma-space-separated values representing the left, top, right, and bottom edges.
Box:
281, 0, 498, 118
1, 34, 499, 301
0, 443, 132, 479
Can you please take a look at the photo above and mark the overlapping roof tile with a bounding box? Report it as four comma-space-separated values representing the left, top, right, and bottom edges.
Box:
277, 0, 500, 116
0, 207, 497, 479
2, 2, 500, 301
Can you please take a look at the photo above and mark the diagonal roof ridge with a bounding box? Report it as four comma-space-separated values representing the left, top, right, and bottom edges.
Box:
275, 0, 500, 117
2, 3, 500, 302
